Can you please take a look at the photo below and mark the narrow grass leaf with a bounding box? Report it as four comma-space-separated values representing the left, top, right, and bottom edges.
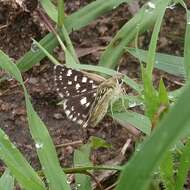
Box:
142, 0, 170, 120
175, 138, 190, 190
17, 0, 130, 73
158, 79, 169, 106
184, 10, 190, 79
116, 81, 190, 190
90, 136, 112, 149
31, 40, 142, 94
128, 48, 185, 77
0, 129, 45, 190
74, 144, 92, 190
99, 0, 167, 69
0, 169, 14, 190
40, 0, 57, 21
62, 0, 132, 31
159, 150, 175, 190
112, 111, 151, 135
146, 0, 170, 76
57, 0, 65, 28
0, 50, 70, 190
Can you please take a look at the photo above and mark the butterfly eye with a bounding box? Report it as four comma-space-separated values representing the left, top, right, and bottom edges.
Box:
118, 78, 123, 84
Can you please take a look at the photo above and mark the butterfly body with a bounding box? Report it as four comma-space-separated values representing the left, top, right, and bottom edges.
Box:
54, 64, 123, 128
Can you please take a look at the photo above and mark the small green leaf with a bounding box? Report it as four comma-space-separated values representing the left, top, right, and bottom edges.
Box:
159, 150, 175, 190
74, 144, 92, 190
0, 169, 14, 190
158, 79, 169, 106
90, 136, 112, 149
112, 111, 151, 135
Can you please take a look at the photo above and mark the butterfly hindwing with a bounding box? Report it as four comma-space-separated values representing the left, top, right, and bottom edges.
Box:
63, 91, 97, 125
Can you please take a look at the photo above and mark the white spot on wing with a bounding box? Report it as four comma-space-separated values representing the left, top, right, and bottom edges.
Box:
67, 69, 72, 76
81, 89, 87, 93
77, 119, 83, 125
80, 97, 87, 105
82, 77, 87, 83
82, 114, 87, 118
74, 75, 78, 81
68, 114, 73, 119
73, 117, 77, 122
76, 83, 80, 90
58, 93, 64, 98
92, 84, 97, 89
85, 102, 90, 108
65, 110, 70, 116
59, 75, 62, 80
89, 80, 94, 83
68, 81, 72, 85
63, 100, 67, 109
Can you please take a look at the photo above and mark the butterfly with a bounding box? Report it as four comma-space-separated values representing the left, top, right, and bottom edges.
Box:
54, 64, 124, 128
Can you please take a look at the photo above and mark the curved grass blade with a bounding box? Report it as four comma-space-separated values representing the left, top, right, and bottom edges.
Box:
0, 169, 14, 190
17, 0, 131, 73
33, 39, 142, 94
115, 82, 190, 190
112, 111, 151, 135
175, 138, 190, 190
74, 144, 92, 190
128, 48, 185, 77
184, 10, 190, 79
0, 129, 45, 190
99, 0, 170, 69
0, 50, 70, 190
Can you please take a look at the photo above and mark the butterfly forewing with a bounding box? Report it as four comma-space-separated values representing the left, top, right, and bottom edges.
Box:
54, 64, 101, 126
54, 65, 99, 98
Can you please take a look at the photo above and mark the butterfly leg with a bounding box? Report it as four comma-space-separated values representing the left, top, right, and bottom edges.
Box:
82, 127, 90, 144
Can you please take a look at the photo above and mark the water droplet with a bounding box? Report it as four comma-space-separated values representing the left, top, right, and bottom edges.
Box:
4, 135, 9, 140
167, 3, 176, 10
35, 142, 43, 149
147, 2, 156, 9
128, 102, 137, 108
31, 42, 40, 52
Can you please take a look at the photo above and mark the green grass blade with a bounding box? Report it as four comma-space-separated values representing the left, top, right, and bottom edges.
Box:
184, 10, 190, 79
146, 0, 170, 76
0, 169, 14, 190
142, 0, 170, 120
40, 0, 57, 21
17, 0, 130, 73
115, 82, 190, 190
175, 138, 190, 190
74, 144, 92, 190
128, 48, 185, 77
112, 111, 151, 135
0, 50, 70, 190
99, 0, 167, 69
57, 0, 65, 28
159, 150, 175, 190
0, 129, 45, 190
17, 33, 57, 72
32, 39, 142, 94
